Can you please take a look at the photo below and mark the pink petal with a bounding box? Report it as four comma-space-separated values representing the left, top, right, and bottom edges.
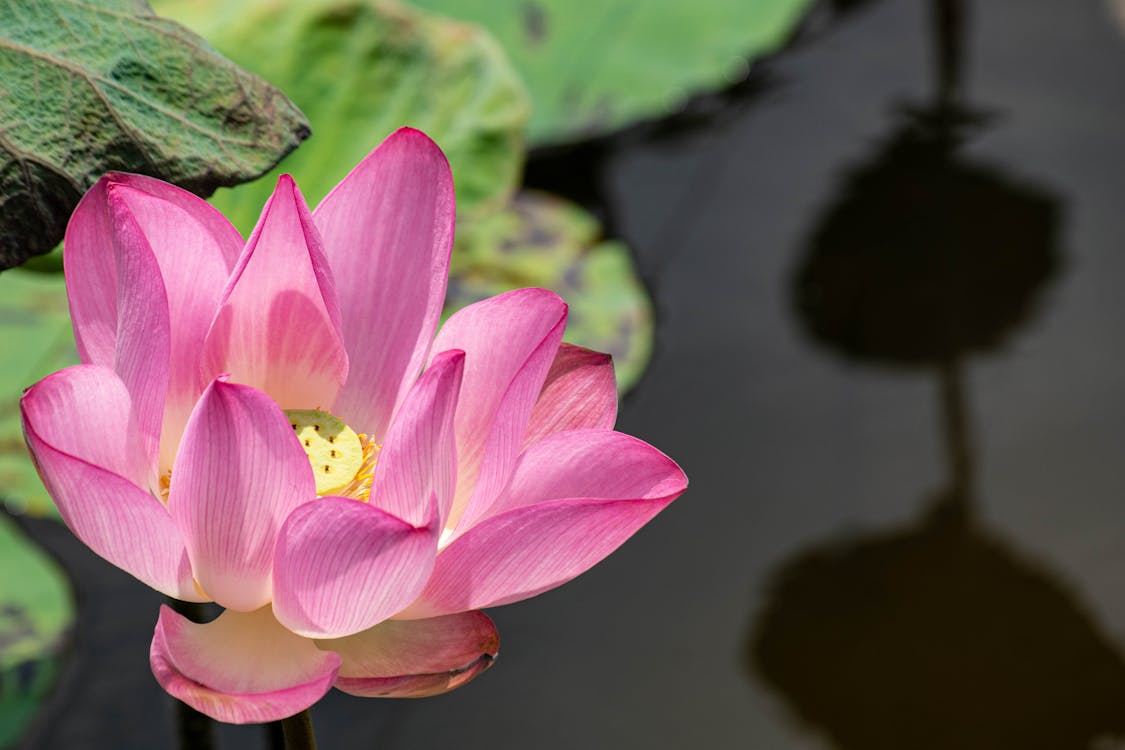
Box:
103, 175, 243, 470
65, 179, 118, 367
313, 128, 454, 437
202, 175, 348, 410
151, 605, 340, 724
66, 180, 170, 470
97, 174, 243, 268
21, 365, 149, 488
322, 611, 498, 698
522, 343, 618, 450
488, 429, 685, 516
431, 288, 567, 534
371, 349, 463, 528
65, 174, 243, 472
169, 379, 315, 612
404, 430, 687, 617
21, 366, 198, 600
272, 497, 438, 639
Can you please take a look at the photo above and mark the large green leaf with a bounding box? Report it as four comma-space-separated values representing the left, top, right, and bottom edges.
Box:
409, 0, 815, 144
0, 514, 73, 749
447, 192, 653, 390
152, 0, 531, 233
0, 265, 76, 518
0, 0, 311, 269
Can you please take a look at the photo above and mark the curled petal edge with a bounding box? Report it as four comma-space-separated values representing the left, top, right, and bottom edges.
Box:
150, 605, 340, 724
333, 653, 496, 699
324, 611, 499, 698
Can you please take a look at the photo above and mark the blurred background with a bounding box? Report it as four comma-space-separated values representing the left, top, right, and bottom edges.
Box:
5, 0, 1125, 746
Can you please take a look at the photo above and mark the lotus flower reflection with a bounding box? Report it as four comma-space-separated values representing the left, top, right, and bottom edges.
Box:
20, 129, 686, 724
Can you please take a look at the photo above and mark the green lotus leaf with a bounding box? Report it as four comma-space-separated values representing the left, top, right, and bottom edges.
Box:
447, 192, 653, 391
409, 0, 815, 144
0, 0, 310, 269
152, 0, 531, 233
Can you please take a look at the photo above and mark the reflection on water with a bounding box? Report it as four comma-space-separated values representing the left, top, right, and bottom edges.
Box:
751, 0, 1125, 747
792, 114, 1059, 367
750, 485, 1125, 749
750, 355, 1125, 747
793, 0, 1059, 368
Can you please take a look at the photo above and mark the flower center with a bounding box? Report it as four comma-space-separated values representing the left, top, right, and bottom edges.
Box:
284, 409, 380, 499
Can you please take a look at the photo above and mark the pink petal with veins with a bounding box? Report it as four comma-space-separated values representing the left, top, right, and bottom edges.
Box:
323, 610, 498, 698
404, 430, 686, 617
21, 366, 198, 600
523, 342, 618, 450
431, 288, 567, 534
314, 128, 454, 437
272, 497, 438, 639
202, 175, 347, 410
170, 379, 314, 612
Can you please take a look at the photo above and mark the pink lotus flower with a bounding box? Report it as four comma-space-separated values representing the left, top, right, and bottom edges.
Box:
20, 129, 686, 724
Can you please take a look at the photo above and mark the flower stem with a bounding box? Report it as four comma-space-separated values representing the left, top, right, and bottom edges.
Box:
278, 709, 317, 750
175, 699, 216, 750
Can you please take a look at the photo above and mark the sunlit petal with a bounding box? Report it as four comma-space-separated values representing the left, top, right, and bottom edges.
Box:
314, 127, 454, 436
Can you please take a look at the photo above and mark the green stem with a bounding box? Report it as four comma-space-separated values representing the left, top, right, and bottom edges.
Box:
278, 709, 318, 750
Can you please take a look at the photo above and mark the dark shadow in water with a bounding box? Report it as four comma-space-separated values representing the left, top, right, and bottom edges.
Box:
748, 0, 1125, 746
750, 359, 1125, 747
792, 0, 1061, 368
824, 0, 881, 14
749, 485, 1125, 749
791, 111, 1060, 367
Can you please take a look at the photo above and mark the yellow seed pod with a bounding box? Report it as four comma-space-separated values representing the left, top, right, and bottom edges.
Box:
284, 409, 364, 495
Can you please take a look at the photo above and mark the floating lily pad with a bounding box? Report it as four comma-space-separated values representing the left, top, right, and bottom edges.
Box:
0, 514, 73, 749
447, 192, 653, 391
152, 0, 531, 233
0, 0, 310, 268
409, 0, 815, 144
0, 266, 76, 518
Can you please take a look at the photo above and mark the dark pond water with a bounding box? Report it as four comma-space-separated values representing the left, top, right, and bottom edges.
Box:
16, 0, 1125, 747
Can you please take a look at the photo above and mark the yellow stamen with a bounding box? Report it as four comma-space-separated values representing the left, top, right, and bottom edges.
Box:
284, 409, 379, 499
336, 433, 381, 502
